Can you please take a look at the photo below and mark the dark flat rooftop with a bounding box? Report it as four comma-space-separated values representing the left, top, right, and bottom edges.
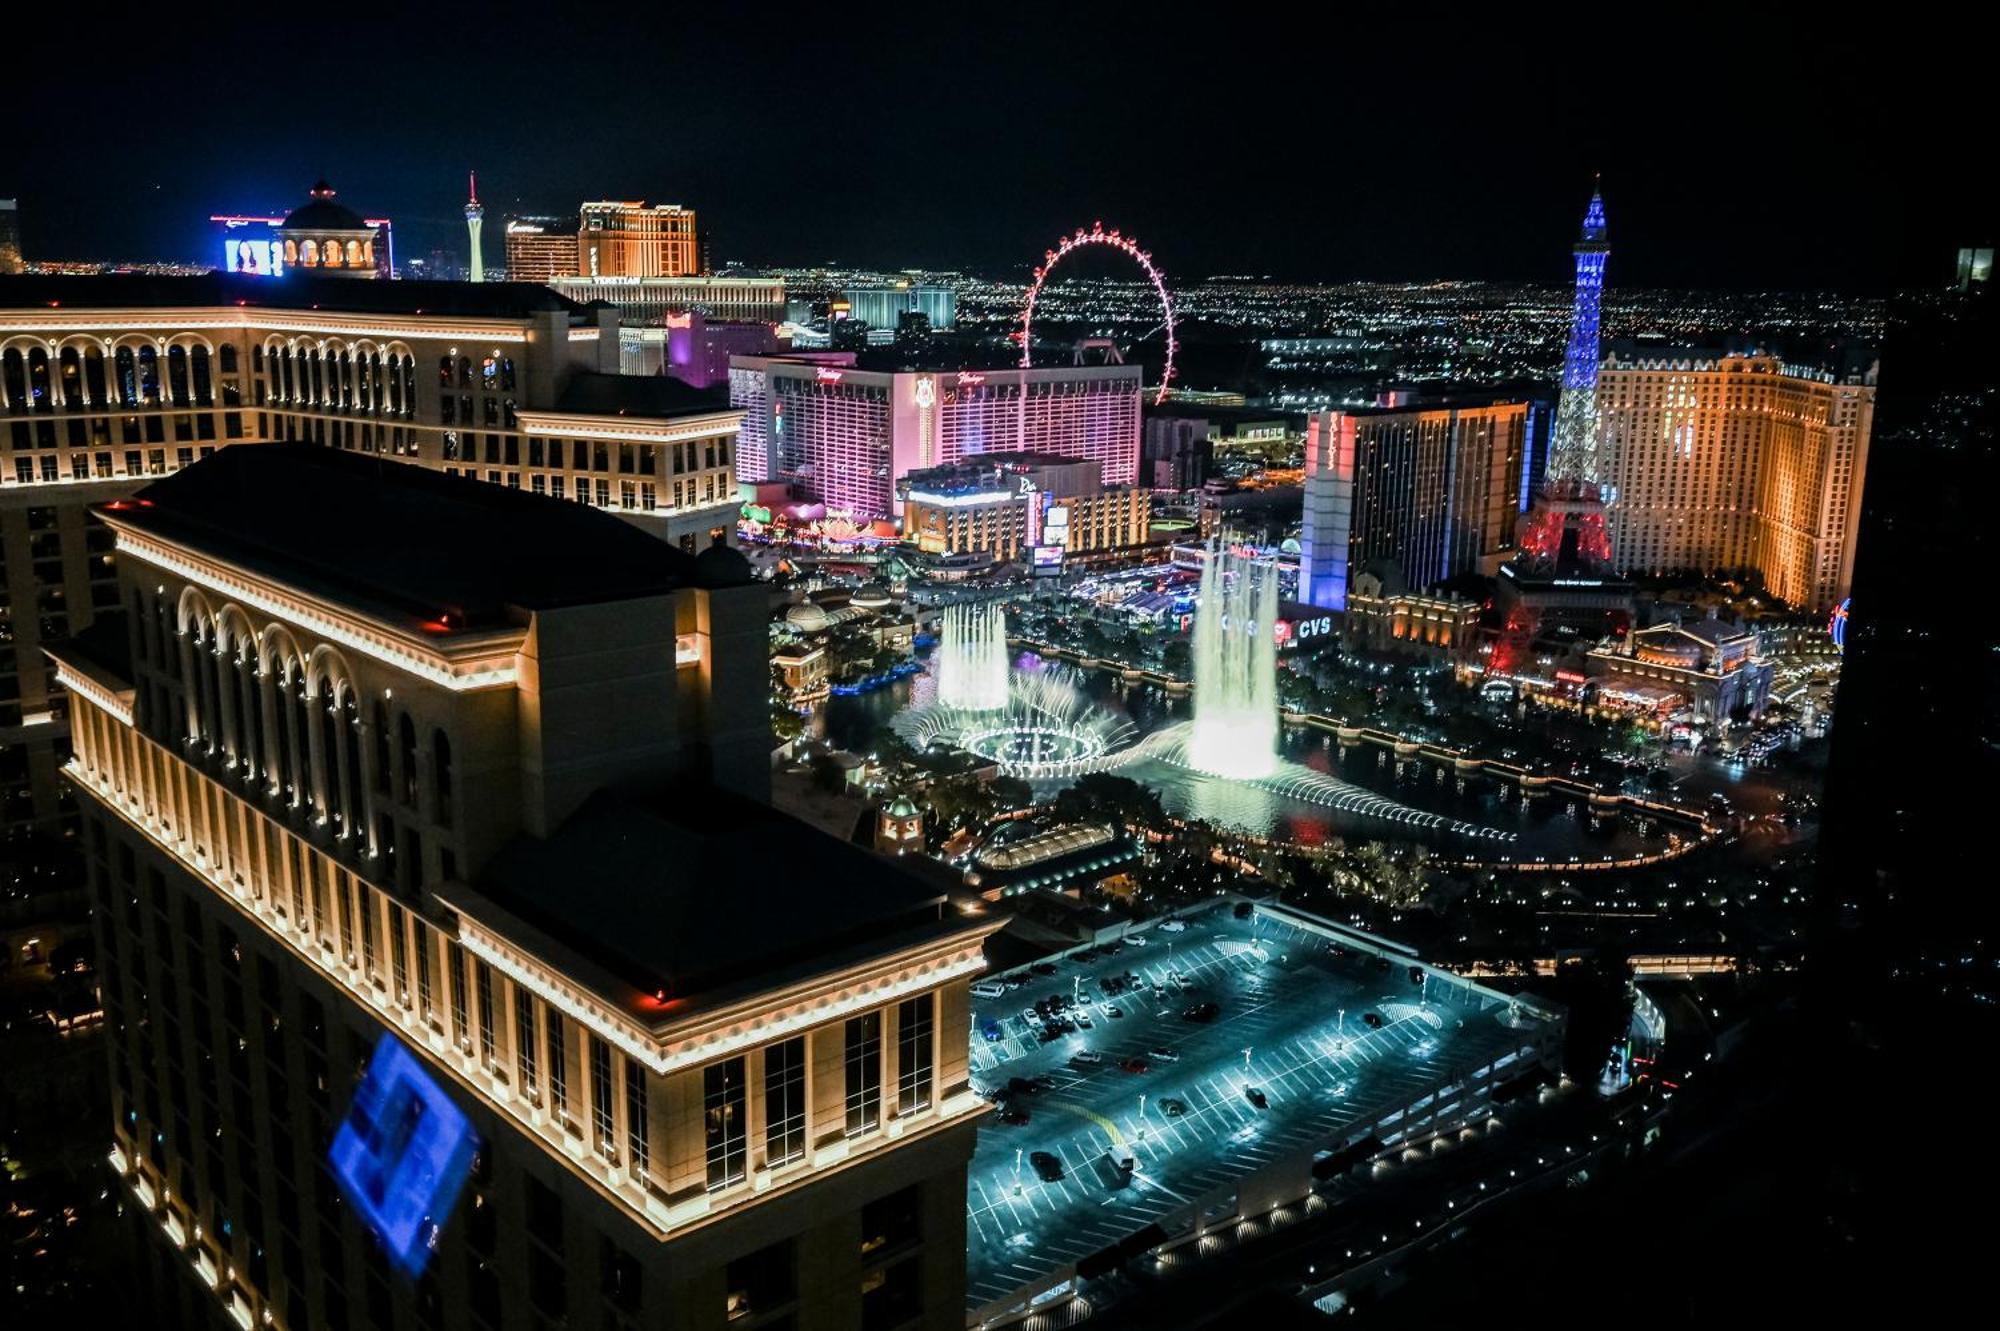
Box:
0, 271, 594, 320
476, 784, 958, 1006
552, 372, 731, 419
105, 443, 700, 632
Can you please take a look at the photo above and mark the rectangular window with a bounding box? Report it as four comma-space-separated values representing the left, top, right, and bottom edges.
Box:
547, 1012, 568, 1119
764, 1037, 806, 1167
625, 1057, 650, 1183
307, 857, 325, 942
335, 872, 355, 965
475, 961, 497, 1067
589, 1036, 616, 1157
514, 988, 539, 1100
896, 994, 933, 1114
413, 924, 433, 1022
357, 883, 377, 979
388, 904, 409, 1005
844, 1013, 881, 1136
448, 942, 469, 1050
704, 1057, 747, 1190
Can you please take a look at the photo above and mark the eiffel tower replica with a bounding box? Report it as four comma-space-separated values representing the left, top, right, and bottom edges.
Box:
1493, 180, 1634, 673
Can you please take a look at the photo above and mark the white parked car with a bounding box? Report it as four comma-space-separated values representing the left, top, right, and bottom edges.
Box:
1159, 920, 1188, 934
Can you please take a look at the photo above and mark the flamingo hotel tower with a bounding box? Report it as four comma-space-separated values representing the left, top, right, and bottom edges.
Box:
728, 357, 1143, 522
47, 444, 998, 1329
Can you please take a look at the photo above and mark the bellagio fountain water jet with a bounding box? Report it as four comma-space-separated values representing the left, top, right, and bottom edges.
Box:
1185, 542, 1280, 780
935, 602, 1010, 712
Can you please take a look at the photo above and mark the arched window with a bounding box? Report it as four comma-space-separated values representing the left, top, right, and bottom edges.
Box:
83, 347, 107, 406
57, 347, 83, 409
1, 349, 25, 414
287, 662, 313, 805
301, 239, 319, 266
317, 689, 345, 830
399, 356, 416, 417
190, 345, 213, 406
137, 345, 161, 405
398, 712, 418, 807
343, 695, 365, 837
438, 355, 453, 387
457, 357, 473, 388
235, 640, 261, 783
26, 347, 52, 411
373, 700, 392, 796
498, 357, 516, 391
432, 730, 454, 829
283, 238, 298, 264
345, 240, 362, 267
112, 347, 137, 407
166, 346, 190, 407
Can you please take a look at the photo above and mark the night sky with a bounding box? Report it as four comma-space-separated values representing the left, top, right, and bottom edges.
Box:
8, 7, 1982, 290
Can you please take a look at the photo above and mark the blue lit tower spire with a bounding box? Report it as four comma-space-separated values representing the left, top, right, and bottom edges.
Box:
1546, 178, 1609, 489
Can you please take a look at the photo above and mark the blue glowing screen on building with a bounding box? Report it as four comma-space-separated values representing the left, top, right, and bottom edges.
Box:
328, 1033, 480, 1277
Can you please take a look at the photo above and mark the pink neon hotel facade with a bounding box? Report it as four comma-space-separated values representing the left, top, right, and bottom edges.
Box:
727, 356, 1143, 521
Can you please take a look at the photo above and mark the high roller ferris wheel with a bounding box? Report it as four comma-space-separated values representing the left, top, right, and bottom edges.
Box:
1016, 221, 1177, 405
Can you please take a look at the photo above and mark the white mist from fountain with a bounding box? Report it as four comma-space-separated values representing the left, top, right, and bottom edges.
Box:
1186, 542, 1280, 780
935, 601, 1011, 712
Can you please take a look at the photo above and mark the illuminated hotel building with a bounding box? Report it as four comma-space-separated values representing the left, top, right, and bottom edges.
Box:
729, 357, 1143, 521
843, 284, 956, 333
580, 201, 700, 279
1596, 342, 1877, 611
51, 444, 998, 1331
502, 216, 581, 284
1298, 393, 1528, 610
1, 271, 742, 844
899, 453, 1150, 565
213, 180, 394, 281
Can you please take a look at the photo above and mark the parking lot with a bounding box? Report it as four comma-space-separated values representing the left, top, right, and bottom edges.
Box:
964, 904, 1533, 1313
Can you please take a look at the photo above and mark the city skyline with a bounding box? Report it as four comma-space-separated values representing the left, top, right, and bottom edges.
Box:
3, 9, 1994, 1328
5, 9, 1982, 291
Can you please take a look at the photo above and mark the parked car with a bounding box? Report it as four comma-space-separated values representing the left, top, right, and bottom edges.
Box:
1032, 963, 1058, 977
1182, 1002, 1220, 1023
997, 1104, 1030, 1126
1147, 1047, 1181, 1062
1159, 920, 1188, 934
1030, 1151, 1064, 1182
980, 1021, 1003, 1042
1120, 1056, 1151, 1074
1160, 1097, 1188, 1117
1070, 1051, 1105, 1066
1007, 1076, 1042, 1097
972, 980, 1007, 1000
1363, 1011, 1385, 1029
1243, 1085, 1269, 1110
1104, 1005, 1124, 1019
1233, 902, 1254, 919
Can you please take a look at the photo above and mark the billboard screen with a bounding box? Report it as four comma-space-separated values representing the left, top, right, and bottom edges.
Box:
1031, 544, 1065, 575
222, 236, 282, 276
328, 1033, 480, 1277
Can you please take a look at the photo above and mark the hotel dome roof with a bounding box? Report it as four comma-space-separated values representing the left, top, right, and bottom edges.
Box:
281, 179, 370, 233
